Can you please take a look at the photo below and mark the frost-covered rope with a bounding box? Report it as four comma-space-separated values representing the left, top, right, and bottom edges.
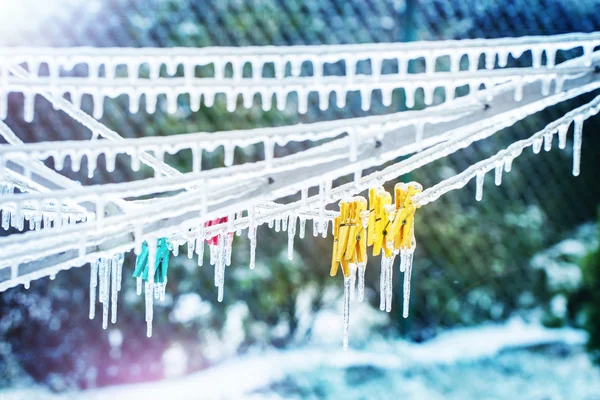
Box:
2, 32, 599, 119
0, 101, 480, 174
5, 66, 593, 117
195, 77, 600, 238
414, 95, 600, 206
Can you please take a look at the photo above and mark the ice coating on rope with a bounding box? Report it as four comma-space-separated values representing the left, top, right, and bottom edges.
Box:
3, 32, 599, 120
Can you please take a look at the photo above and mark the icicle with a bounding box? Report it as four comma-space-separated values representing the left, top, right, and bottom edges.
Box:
405, 86, 415, 108
235, 211, 243, 236
318, 182, 326, 234
145, 282, 154, 337
379, 257, 386, 311
402, 249, 414, 318
357, 262, 366, 302
224, 143, 234, 167
1, 210, 9, 230
558, 124, 569, 149
136, 277, 142, 295
225, 233, 233, 267
299, 216, 306, 239
544, 131, 554, 152
197, 225, 205, 267
494, 161, 503, 186
287, 214, 296, 260
513, 78, 523, 102
504, 156, 514, 172
101, 259, 110, 330
321, 220, 328, 238
387, 255, 396, 312
274, 218, 281, 232
209, 244, 217, 266
342, 275, 351, 351
187, 238, 195, 259
312, 218, 318, 237
116, 253, 123, 292
532, 137, 543, 154
475, 171, 485, 201
249, 226, 257, 270
216, 233, 227, 302
89, 260, 98, 320
111, 257, 118, 324
23, 92, 35, 122
360, 88, 372, 111
349, 263, 357, 301
573, 116, 583, 177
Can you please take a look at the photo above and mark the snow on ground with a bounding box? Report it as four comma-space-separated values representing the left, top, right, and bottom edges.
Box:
0, 318, 592, 400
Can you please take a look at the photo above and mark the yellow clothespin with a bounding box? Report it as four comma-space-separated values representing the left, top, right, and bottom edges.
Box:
331, 197, 368, 278
389, 182, 422, 251
373, 190, 392, 257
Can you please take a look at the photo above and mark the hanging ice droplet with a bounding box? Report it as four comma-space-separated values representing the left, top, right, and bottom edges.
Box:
402, 250, 414, 318
558, 124, 569, 150
504, 156, 514, 172
299, 216, 306, 239
357, 262, 366, 302
187, 238, 195, 259
543, 131, 554, 152
532, 137, 543, 154
342, 275, 352, 351
494, 161, 504, 186
274, 218, 281, 232
572, 116, 583, 177
475, 171, 485, 201
136, 277, 142, 295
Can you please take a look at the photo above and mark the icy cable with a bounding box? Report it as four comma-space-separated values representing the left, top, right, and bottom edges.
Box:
1, 32, 598, 118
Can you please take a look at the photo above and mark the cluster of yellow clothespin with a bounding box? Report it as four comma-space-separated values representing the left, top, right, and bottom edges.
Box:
331, 182, 422, 278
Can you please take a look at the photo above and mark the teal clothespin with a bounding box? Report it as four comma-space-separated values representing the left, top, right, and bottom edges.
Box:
133, 238, 170, 284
